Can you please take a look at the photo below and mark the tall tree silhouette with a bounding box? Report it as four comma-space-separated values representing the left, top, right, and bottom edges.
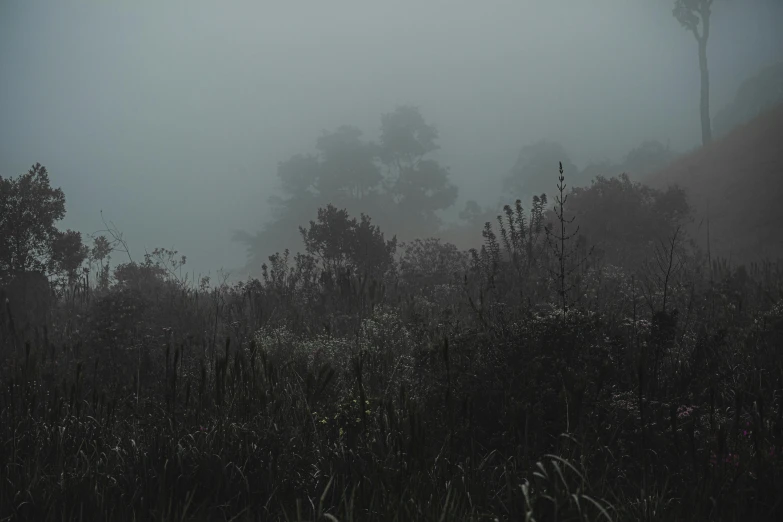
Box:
673, 0, 715, 146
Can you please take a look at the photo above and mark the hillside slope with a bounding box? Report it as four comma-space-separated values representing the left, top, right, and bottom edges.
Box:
713, 61, 783, 138
644, 104, 783, 264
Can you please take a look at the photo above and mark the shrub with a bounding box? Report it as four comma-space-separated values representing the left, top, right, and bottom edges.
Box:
300, 204, 397, 279
567, 174, 689, 266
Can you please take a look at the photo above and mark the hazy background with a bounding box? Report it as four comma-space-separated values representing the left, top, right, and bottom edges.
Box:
2, 0, 782, 278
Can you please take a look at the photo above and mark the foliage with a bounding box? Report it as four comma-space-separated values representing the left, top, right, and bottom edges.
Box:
89, 235, 113, 291
578, 159, 619, 185
379, 105, 458, 236
3, 231, 783, 521
458, 199, 496, 229
0, 270, 51, 337
236, 106, 456, 272
622, 139, 678, 176
579, 139, 678, 182
49, 229, 89, 282
378, 104, 439, 164
316, 125, 383, 204
0, 163, 67, 276
4, 153, 783, 521
299, 204, 397, 279
566, 173, 690, 266
399, 237, 468, 288
113, 258, 167, 290
91, 234, 113, 262
467, 194, 549, 309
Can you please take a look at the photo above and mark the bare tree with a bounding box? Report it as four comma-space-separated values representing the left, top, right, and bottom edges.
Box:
673, 0, 715, 146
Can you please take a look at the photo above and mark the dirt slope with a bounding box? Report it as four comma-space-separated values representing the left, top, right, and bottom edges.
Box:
644, 104, 783, 264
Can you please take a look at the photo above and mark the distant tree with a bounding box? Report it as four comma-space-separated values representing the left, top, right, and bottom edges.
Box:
399, 237, 468, 287
236, 106, 456, 272
622, 140, 677, 176
379, 105, 440, 166
578, 160, 621, 184
379, 105, 458, 236
316, 125, 383, 205
504, 140, 578, 202
578, 141, 678, 184
459, 200, 495, 229
236, 126, 385, 271
0, 163, 68, 278
277, 153, 321, 200
673, 0, 716, 146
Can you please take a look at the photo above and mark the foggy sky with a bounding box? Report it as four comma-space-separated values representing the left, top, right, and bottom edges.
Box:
2, 0, 781, 278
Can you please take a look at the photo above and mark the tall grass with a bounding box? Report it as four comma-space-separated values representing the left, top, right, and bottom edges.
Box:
2, 186, 783, 521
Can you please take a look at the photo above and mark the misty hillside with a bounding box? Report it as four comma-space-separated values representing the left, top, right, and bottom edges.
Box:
712, 61, 783, 138
645, 103, 783, 263
4, 1, 783, 521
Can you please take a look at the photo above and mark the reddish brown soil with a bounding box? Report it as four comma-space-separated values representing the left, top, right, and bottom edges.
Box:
644, 104, 783, 264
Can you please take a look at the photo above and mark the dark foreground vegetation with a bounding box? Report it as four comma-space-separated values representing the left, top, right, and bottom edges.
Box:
2, 163, 783, 522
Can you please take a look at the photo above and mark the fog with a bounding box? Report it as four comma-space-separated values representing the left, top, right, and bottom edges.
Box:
2, 0, 781, 278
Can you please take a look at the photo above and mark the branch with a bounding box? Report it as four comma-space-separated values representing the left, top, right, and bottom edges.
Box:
673, 1, 703, 42
94, 210, 133, 263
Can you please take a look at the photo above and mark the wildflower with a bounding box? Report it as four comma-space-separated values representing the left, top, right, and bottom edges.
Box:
677, 405, 695, 419
710, 451, 740, 468
724, 453, 740, 467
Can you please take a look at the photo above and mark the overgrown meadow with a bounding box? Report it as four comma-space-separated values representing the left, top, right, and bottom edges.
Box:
2, 168, 783, 521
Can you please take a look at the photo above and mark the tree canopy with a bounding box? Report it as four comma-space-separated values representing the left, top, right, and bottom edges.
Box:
299, 204, 397, 279
237, 106, 457, 272
0, 163, 70, 278
567, 173, 690, 266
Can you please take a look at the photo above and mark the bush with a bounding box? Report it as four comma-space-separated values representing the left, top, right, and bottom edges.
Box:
566, 174, 689, 266
300, 204, 397, 279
